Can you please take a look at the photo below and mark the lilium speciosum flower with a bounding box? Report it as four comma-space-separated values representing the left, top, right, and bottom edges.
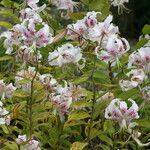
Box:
0, 101, 10, 125
51, 0, 78, 12
105, 98, 139, 128
0, 0, 53, 55
39, 74, 58, 92
141, 86, 150, 102
49, 81, 86, 120
0, 80, 16, 100
48, 43, 85, 68
16, 135, 41, 150
95, 34, 130, 63
119, 69, 147, 91
16, 46, 42, 64
110, 0, 129, 14
15, 66, 40, 93
67, 12, 129, 64
128, 47, 150, 74
67, 12, 119, 44
87, 15, 119, 44
24, 0, 46, 11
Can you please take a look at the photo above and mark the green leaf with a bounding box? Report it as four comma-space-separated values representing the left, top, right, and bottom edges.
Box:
68, 110, 90, 121
116, 88, 138, 100
0, 21, 13, 29
98, 134, 113, 146
85, 128, 102, 139
0, 56, 13, 61
73, 75, 89, 84
142, 24, 150, 35
0, 125, 9, 134
135, 38, 149, 49
103, 120, 115, 134
70, 142, 88, 150
94, 70, 110, 84
13, 90, 30, 98
2, 141, 18, 150
1, 0, 12, 7
16, 79, 31, 85
80, 0, 89, 5
89, 0, 111, 20
72, 99, 92, 108
0, 10, 20, 23
136, 120, 150, 128
93, 98, 111, 120
99, 144, 110, 150
69, 12, 85, 21
64, 120, 87, 128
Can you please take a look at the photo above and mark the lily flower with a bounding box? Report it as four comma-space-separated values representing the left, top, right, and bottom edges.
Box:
105, 98, 139, 128
110, 0, 129, 14
48, 43, 84, 67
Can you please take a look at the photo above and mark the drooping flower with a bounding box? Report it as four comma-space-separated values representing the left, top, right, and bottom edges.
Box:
0, 101, 9, 125
51, 0, 78, 12
128, 47, 150, 74
141, 86, 150, 102
95, 35, 130, 63
16, 135, 27, 144
0, 24, 23, 54
127, 69, 147, 85
20, 8, 42, 22
67, 13, 119, 43
16, 46, 42, 63
25, 139, 41, 150
105, 98, 139, 128
48, 43, 84, 68
0, 0, 53, 54
22, 22, 53, 48
15, 66, 39, 93
24, 0, 46, 11
67, 11, 102, 41
119, 80, 138, 91
16, 135, 41, 150
50, 81, 86, 117
39, 74, 58, 92
50, 94, 73, 115
85, 11, 101, 28
87, 15, 119, 43
0, 80, 16, 100
110, 0, 129, 14
5, 83, 17, 99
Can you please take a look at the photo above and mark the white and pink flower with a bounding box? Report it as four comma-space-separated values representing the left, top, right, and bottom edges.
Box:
16, 134, 41, 150
95, 35, 130, 63
0, 101, 9, 125
48, 43, 84, 68
50, 81, 86, 118
105, 98, 139, 128
0, 0, 53, 54
128, 47, 150, 74
0, 80, 16, 100
51, 0, 78, 12
141, 86, 150, 102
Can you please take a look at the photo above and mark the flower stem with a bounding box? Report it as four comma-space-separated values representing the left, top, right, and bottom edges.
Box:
29, 47, 39, 138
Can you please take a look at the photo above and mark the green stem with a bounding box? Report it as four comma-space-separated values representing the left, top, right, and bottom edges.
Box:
87, 56, 96, 145
29, 47, 39, 138
108, 61, 113, 84
87, 36, 104, 147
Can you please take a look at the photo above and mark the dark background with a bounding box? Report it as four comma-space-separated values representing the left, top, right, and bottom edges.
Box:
112, 0, 150, 39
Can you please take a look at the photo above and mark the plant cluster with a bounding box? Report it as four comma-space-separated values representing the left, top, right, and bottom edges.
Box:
0, 0, 150, 150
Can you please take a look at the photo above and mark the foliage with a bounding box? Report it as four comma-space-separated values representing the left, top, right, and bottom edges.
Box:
0, 0, 150, 150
